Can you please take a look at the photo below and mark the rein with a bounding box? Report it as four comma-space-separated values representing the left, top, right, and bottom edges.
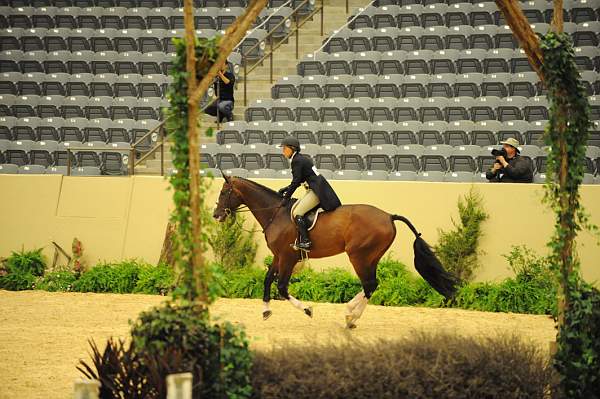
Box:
228, 204, 284, 234
223, 186, 285, 234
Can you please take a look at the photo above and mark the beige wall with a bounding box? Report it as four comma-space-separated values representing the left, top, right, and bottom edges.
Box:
1, 175, 599, 284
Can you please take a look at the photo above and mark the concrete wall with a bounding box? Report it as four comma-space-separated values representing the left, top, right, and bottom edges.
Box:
1, 175, 599, 284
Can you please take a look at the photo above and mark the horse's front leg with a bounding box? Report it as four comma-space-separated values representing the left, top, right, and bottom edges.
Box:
262, 256, 278, 320
277, 259, 313, 318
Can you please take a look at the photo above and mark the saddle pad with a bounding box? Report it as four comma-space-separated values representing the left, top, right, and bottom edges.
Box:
290, 203, 325, 231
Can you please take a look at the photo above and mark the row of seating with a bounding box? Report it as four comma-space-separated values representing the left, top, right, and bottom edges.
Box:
216, 120, 600, 147
198, 140, 600, 158
192, 150, 600, 176
323, 24, 600, 52
1, 116, 157, 145
297, 48, 600, 76
3, 162, 598, 183
348, 3, 600, 29
272, 72, 600, 99
373, 0, 598, 6
0, 6, 295, 34
1, 73, 171, 97
243, 96, 568, 123
204, 167, 600, 183
0, 93, 167, 119
0, 163, 119, 175
1, 0, 250, 7
1, 55, 177, 75
1, 28, 233, 53
0, 148, 127, 174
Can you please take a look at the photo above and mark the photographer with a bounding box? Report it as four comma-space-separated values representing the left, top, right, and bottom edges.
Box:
485, 138, 533, 183
204, 63, 235, 123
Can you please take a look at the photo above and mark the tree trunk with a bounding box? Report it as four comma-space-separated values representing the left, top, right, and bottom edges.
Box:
494, 0, 544, 82
183, 0, 207, 303
181, 0, 267, 303
188, 0, 268, 105
494, 0, 573, 330
159, 221, 177, 267
551, 0, 564, 33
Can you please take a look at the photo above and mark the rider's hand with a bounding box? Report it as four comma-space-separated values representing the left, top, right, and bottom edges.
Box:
277, 187, 287, 197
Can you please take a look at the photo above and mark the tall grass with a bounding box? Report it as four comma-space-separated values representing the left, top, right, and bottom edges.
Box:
251, 333, 555, 399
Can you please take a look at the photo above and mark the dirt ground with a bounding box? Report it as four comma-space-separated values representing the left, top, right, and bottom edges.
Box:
0, 290, 557, 399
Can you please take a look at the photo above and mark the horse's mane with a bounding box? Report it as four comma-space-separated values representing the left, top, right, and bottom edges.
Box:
234, 176, 281, 198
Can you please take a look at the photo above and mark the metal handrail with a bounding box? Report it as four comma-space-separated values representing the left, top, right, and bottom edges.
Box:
132, 120, 166, 176
235, 0, 294, 44
241, 0, 325, 105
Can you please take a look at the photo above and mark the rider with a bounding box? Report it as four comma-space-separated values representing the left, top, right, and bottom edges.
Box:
278, 136, 341, 250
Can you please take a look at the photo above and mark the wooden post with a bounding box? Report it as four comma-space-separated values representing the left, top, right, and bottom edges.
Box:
73, 378, 100, 399
182, 0, 207, 302
494, 0, 544, 82
551, 0, 563, 33
166, 373, 193, 399
494, 0, 574, 330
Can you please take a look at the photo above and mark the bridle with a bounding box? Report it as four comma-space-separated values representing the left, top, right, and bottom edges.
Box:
219, 184, 285, 234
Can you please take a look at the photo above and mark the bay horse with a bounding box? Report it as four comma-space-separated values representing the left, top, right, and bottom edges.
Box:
212, 176, 458, 328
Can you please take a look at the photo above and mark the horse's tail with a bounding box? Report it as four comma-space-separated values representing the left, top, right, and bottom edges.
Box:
390, 214, 459, 300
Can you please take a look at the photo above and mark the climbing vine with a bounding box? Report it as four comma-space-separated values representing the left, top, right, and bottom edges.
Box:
164, 36, 220, 303
540, 31, 600, 399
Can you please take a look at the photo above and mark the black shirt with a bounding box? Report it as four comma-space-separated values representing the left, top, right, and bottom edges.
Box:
485, 154, 534, 183
214, 71, 235, 102
282, 152, 341, 211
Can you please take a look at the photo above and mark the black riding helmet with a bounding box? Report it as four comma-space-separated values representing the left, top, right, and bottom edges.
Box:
280, 136, 300, 152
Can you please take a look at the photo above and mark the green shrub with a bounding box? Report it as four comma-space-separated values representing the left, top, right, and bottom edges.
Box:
129, 302, 252, 398
251, 333, 555, 399
0, 270, 36, 291
3, 248, 46, 276
134, 263, 175, 295
263, 255, 273, 268
290, 268, 361, 303
0, 248, 46, 291
36, 270, 77, 292
434, 188, 488, 283
74, 260, 144, 293
219, 265, 271, 299
369, 258, 427, 306
555, 283, 600, 399
453, 246, 557, 315
207, 214, 258, 270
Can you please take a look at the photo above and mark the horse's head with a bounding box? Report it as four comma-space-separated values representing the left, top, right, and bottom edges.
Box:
213, 174, 244, 222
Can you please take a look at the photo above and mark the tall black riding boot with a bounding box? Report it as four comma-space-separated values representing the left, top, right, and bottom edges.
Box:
294, 215, 312, 250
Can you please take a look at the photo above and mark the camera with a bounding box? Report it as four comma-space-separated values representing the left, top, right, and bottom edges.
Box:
491, 148, 507, 163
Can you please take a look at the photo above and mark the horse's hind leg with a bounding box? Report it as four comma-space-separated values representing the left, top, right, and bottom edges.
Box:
345, 255, 380, 329
262, 257, 279, 320
277, 258, 313, 318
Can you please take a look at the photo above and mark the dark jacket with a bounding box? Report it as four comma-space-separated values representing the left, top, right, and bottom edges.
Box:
486, 154, 534, 183
282, 152, 341, 211
214, 71, 235, 102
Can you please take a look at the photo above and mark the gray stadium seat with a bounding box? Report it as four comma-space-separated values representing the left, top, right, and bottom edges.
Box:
444, 171, 474, 182
18, 164, 45, 174
0, 163, 19, 173
362, 170, 389, 180
417, 171, 445, 181
334, 169, 362, 180
388, 170, 417, 181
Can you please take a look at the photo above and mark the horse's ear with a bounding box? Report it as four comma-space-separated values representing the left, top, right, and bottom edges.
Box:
220, 169, 229, 183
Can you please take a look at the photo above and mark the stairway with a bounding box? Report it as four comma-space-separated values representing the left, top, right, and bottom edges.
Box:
139, 0, 371, 175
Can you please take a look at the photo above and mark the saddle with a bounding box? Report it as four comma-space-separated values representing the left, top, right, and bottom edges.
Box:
290, 201, 325, 231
